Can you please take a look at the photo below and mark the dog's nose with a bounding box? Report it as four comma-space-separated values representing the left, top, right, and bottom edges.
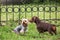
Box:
25, 21, 29, 24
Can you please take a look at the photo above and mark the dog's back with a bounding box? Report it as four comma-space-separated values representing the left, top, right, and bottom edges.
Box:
36, 21, 57, 35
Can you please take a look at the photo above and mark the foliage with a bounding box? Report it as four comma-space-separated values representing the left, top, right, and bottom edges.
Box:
1, 0, 60, 5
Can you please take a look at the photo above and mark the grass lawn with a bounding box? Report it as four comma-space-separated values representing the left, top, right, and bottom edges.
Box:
0, 23, 60, 40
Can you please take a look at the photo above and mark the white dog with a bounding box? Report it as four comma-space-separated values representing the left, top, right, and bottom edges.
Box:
13, 18, 29, 34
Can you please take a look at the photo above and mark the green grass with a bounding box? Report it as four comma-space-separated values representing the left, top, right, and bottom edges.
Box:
0, 23, 60, 40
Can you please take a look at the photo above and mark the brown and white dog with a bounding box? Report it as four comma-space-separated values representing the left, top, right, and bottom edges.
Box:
29, 16, 57, 35
14, 18, 29, 34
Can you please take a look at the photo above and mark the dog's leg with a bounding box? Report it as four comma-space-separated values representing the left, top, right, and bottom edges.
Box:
38, 30, 44, 34
52, 29, 57, 35
38, 30, 44, 38
48, 29, 53, 35
52, 30, 57, 35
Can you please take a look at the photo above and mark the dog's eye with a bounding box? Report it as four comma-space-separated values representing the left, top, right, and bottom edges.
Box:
25, 20, 26, 22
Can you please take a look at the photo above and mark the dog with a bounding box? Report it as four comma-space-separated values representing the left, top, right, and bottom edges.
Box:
29, 16, 57, 35
13, 18, 29, 34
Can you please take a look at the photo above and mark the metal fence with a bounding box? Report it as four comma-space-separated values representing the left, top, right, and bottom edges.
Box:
0, 0, 60, 26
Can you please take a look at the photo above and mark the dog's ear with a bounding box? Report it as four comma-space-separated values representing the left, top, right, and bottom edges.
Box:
35, 17, 39, 19
35, 17, 40, 20
32, 16, 38, 21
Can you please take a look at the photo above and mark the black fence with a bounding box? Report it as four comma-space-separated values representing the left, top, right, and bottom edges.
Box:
0, 0, 60, 26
